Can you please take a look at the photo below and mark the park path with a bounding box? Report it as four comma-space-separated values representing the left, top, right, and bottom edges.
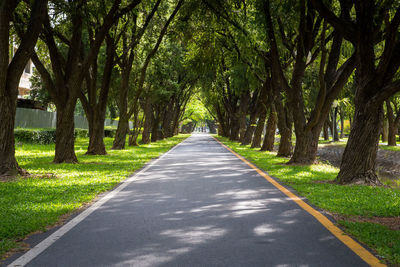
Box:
7, 134, 371, 266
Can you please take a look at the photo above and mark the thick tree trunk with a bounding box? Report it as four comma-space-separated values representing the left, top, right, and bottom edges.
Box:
275, 100, 292, 157
289, 127, 322, 164
112, 115, 129, 150
54, 103, 78, 163
86, 112, 106, 155
0, 94, 25, 176
0, 0, 47, 176
261, 104, 277, 151
336, 102, 382, 185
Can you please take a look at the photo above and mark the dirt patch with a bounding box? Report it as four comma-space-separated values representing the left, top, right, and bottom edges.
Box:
333, 214, 400, 231
317, 144, 400, 185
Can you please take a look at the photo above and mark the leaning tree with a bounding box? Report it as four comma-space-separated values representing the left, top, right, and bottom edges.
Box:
0, 0, 48, 177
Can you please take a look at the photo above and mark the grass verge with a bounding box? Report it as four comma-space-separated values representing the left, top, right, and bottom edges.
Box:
215, 135, 400, 266
0, 134, 189, 259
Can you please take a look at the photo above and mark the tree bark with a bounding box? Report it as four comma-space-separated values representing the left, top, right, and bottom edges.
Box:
141, 98, 153, 144
54, 102, 78, 163
323, 120, 329, 140
112, 115, 130, 150
0, 0, 47, 176
386, 100, 400, 146
261, 104, 277, 151
86, 111, 106, 155
251, 108, 267, 148
336, 102, 383, 185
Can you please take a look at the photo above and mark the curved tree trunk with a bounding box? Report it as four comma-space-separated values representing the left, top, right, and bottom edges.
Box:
112, 115, 129, 150
336, 102, 382, 185
261, 104, 277, 151
275, 99, 292, 157
54, 103, 78, 163
241, 111, 258, 146
251, 108, 267, 148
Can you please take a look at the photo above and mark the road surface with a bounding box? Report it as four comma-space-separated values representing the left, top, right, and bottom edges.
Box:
7, 134, 371, 266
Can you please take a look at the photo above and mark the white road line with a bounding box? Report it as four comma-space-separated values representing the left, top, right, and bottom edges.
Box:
7, 137, 189, 267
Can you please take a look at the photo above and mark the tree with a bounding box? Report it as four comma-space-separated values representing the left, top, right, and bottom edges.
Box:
313, 0, 400, 184
0, 0, 48, 177
112, 0, 185, 149
32, 0, 140, 163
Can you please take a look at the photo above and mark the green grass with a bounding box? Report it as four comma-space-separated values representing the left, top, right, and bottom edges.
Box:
215, 135, 400, 265
0, 134, 189, 258
380, 145, 400, 152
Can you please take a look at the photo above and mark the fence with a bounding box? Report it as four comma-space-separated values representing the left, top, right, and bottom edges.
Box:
15, 108, 128, 129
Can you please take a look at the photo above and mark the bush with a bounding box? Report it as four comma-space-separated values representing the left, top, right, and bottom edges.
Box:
74, 128, 88, 138
14, 128, 89, 144
14, 128, 56, 144
104, 126, 117, 138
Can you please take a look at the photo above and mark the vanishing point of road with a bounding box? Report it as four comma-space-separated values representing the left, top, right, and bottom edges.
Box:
6, 134, 377, 266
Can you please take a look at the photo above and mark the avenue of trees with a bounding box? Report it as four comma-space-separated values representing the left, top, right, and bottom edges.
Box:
1, 0, 400, 186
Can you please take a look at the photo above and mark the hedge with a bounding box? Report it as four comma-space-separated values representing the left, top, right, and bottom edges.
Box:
14, 127, 119, 144
14, 128, 88, 144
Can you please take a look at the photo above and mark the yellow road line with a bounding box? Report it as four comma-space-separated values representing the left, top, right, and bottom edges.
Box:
212, 136, 385, 267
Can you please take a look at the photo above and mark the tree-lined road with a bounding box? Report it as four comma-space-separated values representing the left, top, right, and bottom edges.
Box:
8, 134, 369, 266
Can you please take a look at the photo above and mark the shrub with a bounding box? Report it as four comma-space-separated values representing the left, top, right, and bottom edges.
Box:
14, 128, 89, 144
74, 128, 88, 138
14, 128, 56, 144
104, 126, 117, 138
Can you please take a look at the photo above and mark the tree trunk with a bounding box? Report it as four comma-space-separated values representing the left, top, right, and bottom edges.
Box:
251, 108, 267, 148
261, 104, 277, 151
141, 99, 152, 144
86, 112, 106, 155
333, 107, 339, 141
241, 110, 258, 146
229, 115, 240, 141
275, 99, 292, 157
151, 112, 161, 142
288, 126, 322, 164
336, 102, 382, 185
340, 109, 345, 139
112, 115, 129, 150
386, 100, 397, 146
54, 103, 78, 163
382, 117, 388, 143
0, 0, 47, 176
0, 94, 25, 176
323, 120, 329, 140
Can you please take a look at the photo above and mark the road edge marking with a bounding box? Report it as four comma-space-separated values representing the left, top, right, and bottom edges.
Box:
7, 136, 191, 267
212, 135, 385, 267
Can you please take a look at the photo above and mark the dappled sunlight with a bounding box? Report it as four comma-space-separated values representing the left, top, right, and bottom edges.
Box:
30, 134, 360, 266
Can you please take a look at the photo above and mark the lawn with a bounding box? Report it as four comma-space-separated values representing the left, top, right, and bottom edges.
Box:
215, 135, 400, 266
0, 134, 189, 259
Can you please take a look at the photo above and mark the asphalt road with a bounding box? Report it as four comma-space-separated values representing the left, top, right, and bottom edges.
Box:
7, 134, 370, 267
